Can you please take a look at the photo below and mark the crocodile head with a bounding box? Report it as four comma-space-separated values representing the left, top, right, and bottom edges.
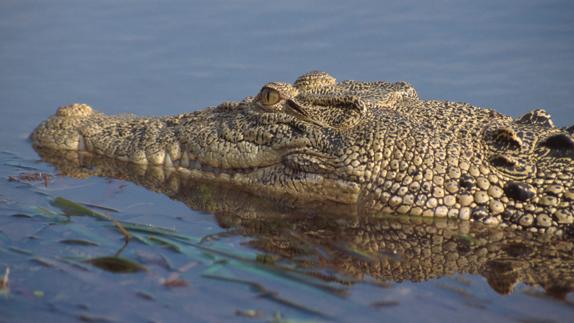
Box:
31, 71, 574, 234
31, 71, 417, 205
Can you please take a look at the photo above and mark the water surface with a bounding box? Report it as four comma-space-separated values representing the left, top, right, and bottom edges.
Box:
1, 1, 573, 322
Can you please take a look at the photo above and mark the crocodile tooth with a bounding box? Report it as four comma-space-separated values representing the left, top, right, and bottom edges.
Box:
164, 152, 173, 168
218, 173, 230, 181
170, 144, 182, 161
147, 150, 165, 165
84, 137, 93, 151
77, 135, 85, 151
180, 151, 189, 168
131, 150, 148, 165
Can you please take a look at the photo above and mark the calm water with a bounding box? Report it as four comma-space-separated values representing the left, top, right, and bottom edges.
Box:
1, 1, 574, 322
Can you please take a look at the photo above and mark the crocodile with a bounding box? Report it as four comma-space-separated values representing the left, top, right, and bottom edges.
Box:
29, 148, 574, 297
31, 71, 574, 234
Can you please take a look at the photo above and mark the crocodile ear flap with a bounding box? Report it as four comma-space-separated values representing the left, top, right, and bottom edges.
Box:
296, 95, 367, 129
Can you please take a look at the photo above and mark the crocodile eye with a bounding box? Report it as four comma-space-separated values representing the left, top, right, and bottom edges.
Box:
259, 87, 281, 106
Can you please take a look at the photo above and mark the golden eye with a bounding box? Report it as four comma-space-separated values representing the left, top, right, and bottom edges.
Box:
259, 87, 281, 106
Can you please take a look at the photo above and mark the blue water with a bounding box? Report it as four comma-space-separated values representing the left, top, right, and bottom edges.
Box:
1, 1, 573, 322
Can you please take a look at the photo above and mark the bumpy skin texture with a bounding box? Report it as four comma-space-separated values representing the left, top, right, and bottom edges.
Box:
31, 71, 574, 234
31, 149, 574, 296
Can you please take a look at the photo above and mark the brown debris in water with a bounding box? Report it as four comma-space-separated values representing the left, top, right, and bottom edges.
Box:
0, 267, 9, 290
8, 171, 52, 187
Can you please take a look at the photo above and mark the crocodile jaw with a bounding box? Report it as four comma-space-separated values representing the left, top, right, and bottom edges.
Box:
30, 103, 361, 205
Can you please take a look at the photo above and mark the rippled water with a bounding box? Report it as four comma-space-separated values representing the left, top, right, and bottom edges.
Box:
1, 1, 573, 322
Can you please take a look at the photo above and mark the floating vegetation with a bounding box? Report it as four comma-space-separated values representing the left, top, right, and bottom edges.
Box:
160, 274, 188, 288
235, 308, 262, 318
10, 193, 353, 301
370, 300, 400, 308
33, 206, 68, 222
111, 220, 132, 242
80, 202, 120, 213
76, 313, 118, 323
11, 213, 33, 218
31, 256, 58, 268
8, 246, 33, 255
85, 256, 147, 273
7, 171, 52, 187
113, 222, 186, 240
144, 235, 183, 253
59, 239, 99, 246
135, 290, 155, 301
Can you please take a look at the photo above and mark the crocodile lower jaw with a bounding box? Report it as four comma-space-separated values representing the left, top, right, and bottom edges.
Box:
75, 138, 362, 205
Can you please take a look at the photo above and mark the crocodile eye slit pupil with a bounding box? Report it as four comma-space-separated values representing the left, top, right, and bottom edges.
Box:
260, 87, 280, 106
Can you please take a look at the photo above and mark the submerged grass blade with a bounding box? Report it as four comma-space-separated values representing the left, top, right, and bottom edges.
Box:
51, 197, 110, 220
116, 222, 194, 241
80, 202, 120, 213
34, 207, 69, 222
146, 236, 183, 253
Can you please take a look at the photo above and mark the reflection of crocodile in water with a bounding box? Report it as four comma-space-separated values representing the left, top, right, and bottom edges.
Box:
31, 71, 574, 234
34, 148, 574, 297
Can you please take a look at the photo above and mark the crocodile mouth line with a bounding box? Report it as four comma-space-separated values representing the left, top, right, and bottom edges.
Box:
74, 134, 285, 176
176, 154, 276, 177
